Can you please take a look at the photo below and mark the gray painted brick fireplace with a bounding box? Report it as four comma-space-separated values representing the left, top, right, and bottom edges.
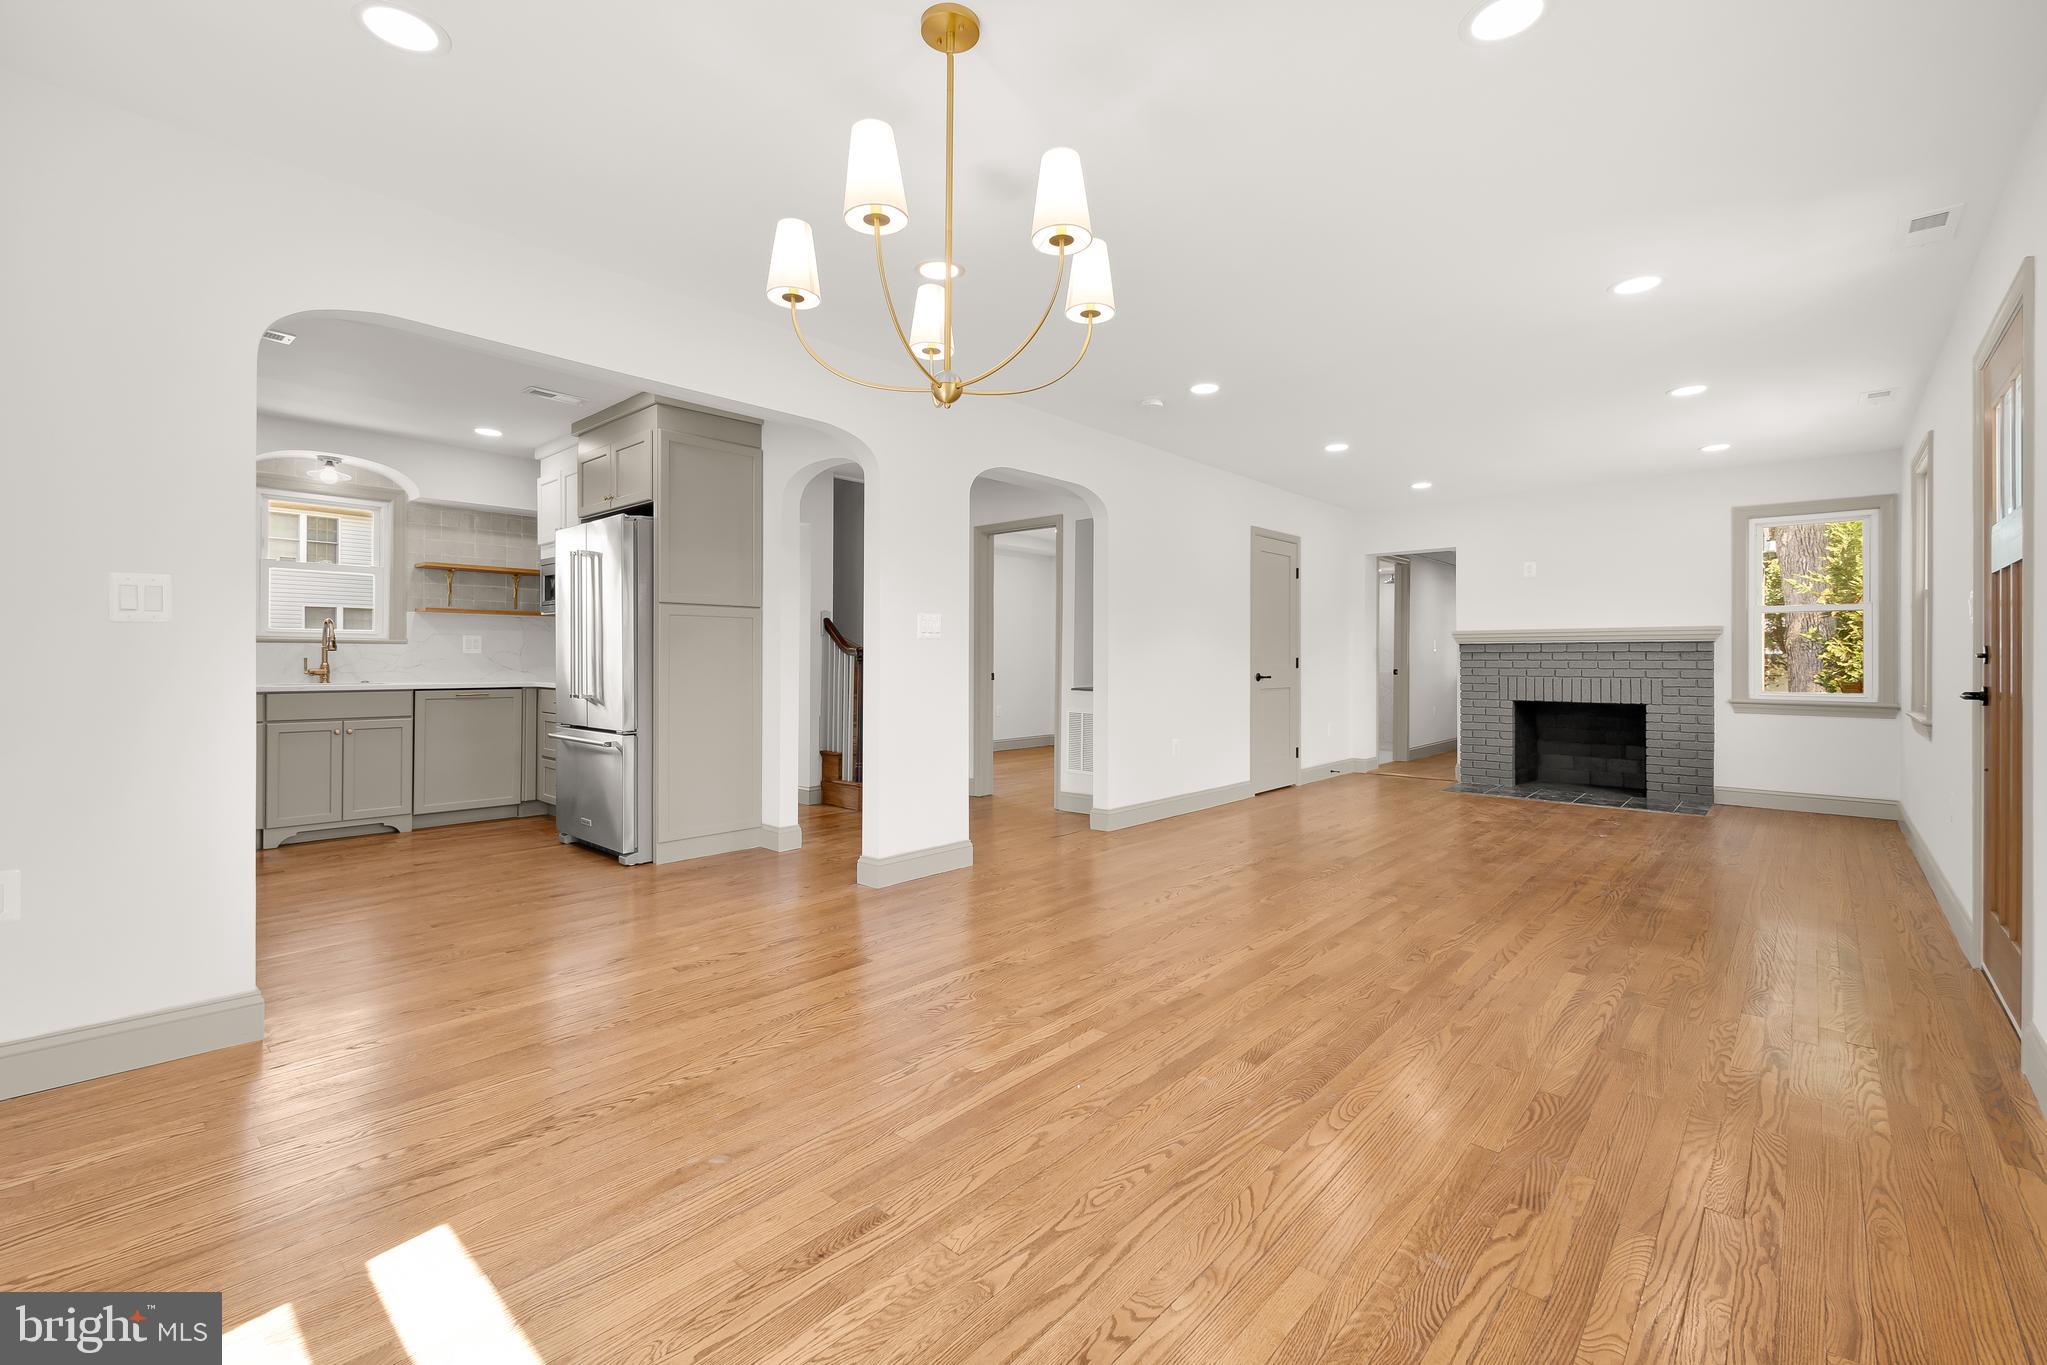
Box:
1454, 631, 1718, 810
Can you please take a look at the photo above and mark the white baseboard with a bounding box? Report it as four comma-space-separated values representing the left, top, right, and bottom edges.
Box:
994, 735, 1054, 752
1300, 757, 1379, 785
1091, 781, 1254, 833
1713, 787, 1904, 821
857, 839, 974, 888
1053, 791, 1093, 815
797, 785, 822, 806
2025, 1024, 2047, 1114
0, 991, 264, 1101
656, 825, 800, 863
1898, 807, 1976, 966
1407, 738, 1456, 760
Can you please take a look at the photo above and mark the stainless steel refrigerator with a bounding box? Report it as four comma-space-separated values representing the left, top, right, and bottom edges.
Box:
553, 515, 655, 864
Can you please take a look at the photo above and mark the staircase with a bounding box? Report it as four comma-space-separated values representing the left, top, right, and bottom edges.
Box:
819, 616, 862, 811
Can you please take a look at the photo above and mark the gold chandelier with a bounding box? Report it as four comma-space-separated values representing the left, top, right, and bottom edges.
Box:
764, 3, 1115, 409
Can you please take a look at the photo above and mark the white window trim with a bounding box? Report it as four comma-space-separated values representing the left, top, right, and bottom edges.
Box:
1728, 493, 1899, 715
256, 479, 407, 644
1909, 435, 1934, 728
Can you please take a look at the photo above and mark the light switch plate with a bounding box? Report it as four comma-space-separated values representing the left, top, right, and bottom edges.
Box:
917, 613, 942, 639
0, 870, 19, 923
463, 635, 483, 654
108, 572, 172, 622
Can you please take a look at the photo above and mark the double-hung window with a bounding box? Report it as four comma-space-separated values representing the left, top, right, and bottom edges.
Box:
1730, 495, 1898, 713
258, 490, 392, 639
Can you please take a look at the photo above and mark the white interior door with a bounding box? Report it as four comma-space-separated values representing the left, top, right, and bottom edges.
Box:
1250, 531, 1301, 793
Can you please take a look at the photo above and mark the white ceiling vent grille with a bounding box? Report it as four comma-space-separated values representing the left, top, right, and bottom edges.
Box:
521, 385, 586, 404
262, 328, 297, 345
1903, 205, 1962, 246
1864, 388, 1895, 404
1066, 710, 1094, 774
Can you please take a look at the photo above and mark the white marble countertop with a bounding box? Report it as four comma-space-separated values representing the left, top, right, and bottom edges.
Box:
258, 680, 555, 693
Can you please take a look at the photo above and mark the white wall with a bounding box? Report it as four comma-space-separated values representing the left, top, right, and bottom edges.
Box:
1356, 449, 1903, 799
1406, 557, 1458, 750
1894, 91, 2047, 1075
796, 469, 838, 793
0, 74, 1366, 1054
993, 537, 1058, 742
258, 413, 538, 513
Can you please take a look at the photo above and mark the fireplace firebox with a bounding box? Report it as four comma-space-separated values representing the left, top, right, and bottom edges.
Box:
1514, 701, 1647, 796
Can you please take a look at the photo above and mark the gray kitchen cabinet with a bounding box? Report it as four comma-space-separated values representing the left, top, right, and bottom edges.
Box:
413, 688, 523, 814
576, 432, 652, 518
536, 688, 558, 806
655, 430, 761, 607
342, 717, 413, 822
266, 720, 342, 829
576, 442, 612, 519
655, 604, 761, 845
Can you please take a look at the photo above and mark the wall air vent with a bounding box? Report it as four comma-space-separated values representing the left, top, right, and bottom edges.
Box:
1066, 710, 1094, 774
262, 329, 297, 345
1903, 205, 1962, 246
1864, 389, 1895, 404
521, 385, 586, 404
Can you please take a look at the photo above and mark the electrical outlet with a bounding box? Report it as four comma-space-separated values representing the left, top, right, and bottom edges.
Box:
1522, 562, 1538, 578
0, 870, 19, 923
463, 635, 482, 654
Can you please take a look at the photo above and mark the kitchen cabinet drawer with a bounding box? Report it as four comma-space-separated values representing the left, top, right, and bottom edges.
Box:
413, 689, 523, 814
265, 690, 413, 722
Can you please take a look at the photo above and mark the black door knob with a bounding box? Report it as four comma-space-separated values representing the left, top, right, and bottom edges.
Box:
1254, 672, 1272, 681
1961, 689, 1990, 704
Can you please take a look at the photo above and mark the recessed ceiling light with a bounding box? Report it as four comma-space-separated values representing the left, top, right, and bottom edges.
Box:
1465, 0, 1545, 43
1410, 481, 1433, 491
1138, 396, 1165, 408
473, 427, 503, 438
1667, 383, 1708, 398
1700, 442, 1732, 453
1189, 382, 1220, 396
917, 260, 963, 281
358, 4, 448, 54
1324, 442, 1350, 454
1610, 275, 1663, 296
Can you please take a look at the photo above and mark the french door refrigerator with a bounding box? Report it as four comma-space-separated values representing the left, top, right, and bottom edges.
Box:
553, 515, 655, 864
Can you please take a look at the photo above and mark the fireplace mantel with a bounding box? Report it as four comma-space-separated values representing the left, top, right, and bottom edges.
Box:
1453, 626, 1724, 645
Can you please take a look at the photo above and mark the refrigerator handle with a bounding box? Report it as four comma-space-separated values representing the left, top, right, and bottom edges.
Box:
584, 550, 604, 706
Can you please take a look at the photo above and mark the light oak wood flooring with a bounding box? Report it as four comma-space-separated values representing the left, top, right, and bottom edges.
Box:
3, 749, 2044, 1363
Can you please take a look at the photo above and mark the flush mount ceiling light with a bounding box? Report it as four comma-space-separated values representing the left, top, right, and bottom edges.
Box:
357, 4, 448, 54
1667, 383, 1709, 398
1610, 275, 1663, 296
1410, 481, 1434, 491
1189, 382, 1220, 396
764, 5, 1113, 409
917, 259, 964, 281
1465, 0, 1545, 43
1324, 442, 1351, 454
313, 457, 353, 485
473, 427, 503, 438
1701, 442, 1732, 453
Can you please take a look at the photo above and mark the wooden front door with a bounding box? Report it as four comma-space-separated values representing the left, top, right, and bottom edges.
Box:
1980, 291, 2027, 1019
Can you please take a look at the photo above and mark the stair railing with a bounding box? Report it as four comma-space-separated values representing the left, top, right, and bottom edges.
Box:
821, 616, 863, 783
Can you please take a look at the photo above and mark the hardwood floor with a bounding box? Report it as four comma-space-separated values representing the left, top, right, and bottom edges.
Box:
4, 750, 2045, 1362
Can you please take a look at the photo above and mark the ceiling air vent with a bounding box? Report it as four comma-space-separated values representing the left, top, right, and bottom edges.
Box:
1864, 388, 1895, 404
262, 328, 297, 345
1903, 205, 1962, 246
521, 385, 586, 405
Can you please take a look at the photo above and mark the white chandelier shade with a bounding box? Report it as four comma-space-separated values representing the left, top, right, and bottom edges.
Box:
842, 118, 910, 234
764, 217, 822, 309
1030, 147, 1093, 255
1064, 238, 1115, 324
909, 281, 950, 359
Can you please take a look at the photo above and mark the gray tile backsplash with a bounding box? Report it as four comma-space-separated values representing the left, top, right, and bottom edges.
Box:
406, 503, 541, 613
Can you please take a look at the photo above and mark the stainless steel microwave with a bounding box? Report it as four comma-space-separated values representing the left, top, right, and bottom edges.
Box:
538, 559, 557, 615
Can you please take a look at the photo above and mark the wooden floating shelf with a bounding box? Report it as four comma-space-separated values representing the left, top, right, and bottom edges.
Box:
414, 562, 543, 614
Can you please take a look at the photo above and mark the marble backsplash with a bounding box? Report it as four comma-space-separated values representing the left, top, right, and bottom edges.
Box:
257, 611, 555, 687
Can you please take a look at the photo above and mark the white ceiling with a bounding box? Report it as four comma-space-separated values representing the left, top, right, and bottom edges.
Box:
259, 315, 641, 455
11, 0, 2046, 505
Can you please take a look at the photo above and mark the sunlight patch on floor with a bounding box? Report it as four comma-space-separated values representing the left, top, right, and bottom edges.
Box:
223, 1303, 313, 1364
368, 1224, 544, 1365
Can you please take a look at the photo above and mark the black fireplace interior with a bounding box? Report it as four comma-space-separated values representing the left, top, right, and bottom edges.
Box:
1514, 701, 1647, 795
